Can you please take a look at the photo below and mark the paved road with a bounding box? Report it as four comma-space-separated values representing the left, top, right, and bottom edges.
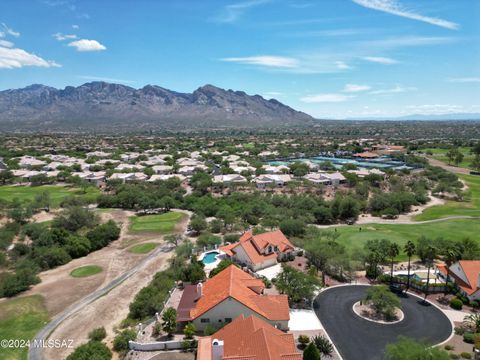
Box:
28, 243, 174, 360
313, 285, 452, 360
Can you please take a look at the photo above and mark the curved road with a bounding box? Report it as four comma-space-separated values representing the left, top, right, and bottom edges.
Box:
28, 243, 173, 360
313, 285, 452, 360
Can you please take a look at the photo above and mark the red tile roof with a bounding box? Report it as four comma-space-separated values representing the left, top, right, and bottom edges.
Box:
179, 265, 289, 321
231, 230, 294, 266
455, 260, 480, 295
197, 315, 301, 360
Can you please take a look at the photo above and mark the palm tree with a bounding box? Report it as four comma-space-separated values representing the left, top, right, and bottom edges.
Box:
387, 243, 400, 284
465, 313, 480, 333
404, 241, 416, 292
443, 246, 460, 295
424, 245, 437, 301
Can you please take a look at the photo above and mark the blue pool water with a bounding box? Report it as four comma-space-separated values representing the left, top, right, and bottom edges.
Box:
269, 156, 412, 170
202, 251, 219, 264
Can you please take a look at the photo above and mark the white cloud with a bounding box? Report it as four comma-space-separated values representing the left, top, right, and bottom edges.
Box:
448, 77, 480, 83
1, 23, 20, 37
215, 0, 270, 23
68, 39, 106, 52
78, 75, 135, 84
300, 93, 353, 103
72, 24, 79, 29
360, 36, 454, 50
369, 85, 416, 95
0, 45, 61, 69
344, 84, 371, 92
220, 55, 299, 68
351, 0, 459, 30
53, 32, 77, 41
335, 61, 352, 70
363, 56, 398, 64
0, 39, 14, 48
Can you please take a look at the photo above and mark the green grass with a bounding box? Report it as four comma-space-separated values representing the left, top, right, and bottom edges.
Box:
330, 218, 480, 261
128, 242, 158, 254
70, 265, 103, 278
421, 147, 475, 169
129, 211, 185, 234
0, 295, 49, 360
415, 174, 480, 221
0, 185, 99, 208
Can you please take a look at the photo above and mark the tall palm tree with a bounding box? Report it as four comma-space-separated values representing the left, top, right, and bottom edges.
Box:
424, 245, 437, 301
443, 246, 460, 295
388, 243, 400, 284
404, 241, 416, 292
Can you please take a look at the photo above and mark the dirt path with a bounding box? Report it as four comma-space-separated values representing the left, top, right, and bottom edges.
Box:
29, 209, 191, 360
424, 156, 471, 175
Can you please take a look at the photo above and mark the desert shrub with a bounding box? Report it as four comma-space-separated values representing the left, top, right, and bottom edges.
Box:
203, 324, 217, 336
88, 327, 107, 342
113, 329, 136, 352
66, 341, 112, 360
298, 335, 310, 348
463, 333, 480, 344
450, 298, 463, 310
460, 352, 472, 359
445, 345, 454, 351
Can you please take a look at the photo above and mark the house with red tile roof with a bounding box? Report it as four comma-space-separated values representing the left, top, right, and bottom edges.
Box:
197, 314, 301, 360
220, 230, 295, 271
177, 265, 290, 331
437, 260, 480, 300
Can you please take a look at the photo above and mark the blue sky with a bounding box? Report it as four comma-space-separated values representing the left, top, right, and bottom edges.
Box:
0, 0, 479, 119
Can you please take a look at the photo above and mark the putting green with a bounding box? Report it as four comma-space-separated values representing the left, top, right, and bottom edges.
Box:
129, 211, 185, 234
128, 242, 158, 254
70, 265, 103, 278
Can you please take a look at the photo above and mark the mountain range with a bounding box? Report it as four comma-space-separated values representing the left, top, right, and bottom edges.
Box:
0, 82, 314, 132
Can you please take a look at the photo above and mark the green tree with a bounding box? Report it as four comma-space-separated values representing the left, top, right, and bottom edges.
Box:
404, 241, 416, 292
387, 243, 400, 284
442, 245, 460, 295
423, 245, 437, 301
67, 341, 112, 360
385, 336, 449, 360
190, 215, 207, 235
303, 342, 321, 360
162, 307, 177, 338
183, 322, 196, 339
275, 264, 319, 304
364, 285, 401, 320
209, 259, 237, 278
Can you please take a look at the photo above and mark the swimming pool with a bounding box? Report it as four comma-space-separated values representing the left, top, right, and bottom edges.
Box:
202, 251, 220, 264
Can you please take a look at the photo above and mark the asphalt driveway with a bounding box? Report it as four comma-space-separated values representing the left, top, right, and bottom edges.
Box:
313, 285, 452, 360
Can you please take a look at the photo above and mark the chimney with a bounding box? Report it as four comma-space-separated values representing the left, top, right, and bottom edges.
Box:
212, 339, 224, 360
197, 282, 203, 298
